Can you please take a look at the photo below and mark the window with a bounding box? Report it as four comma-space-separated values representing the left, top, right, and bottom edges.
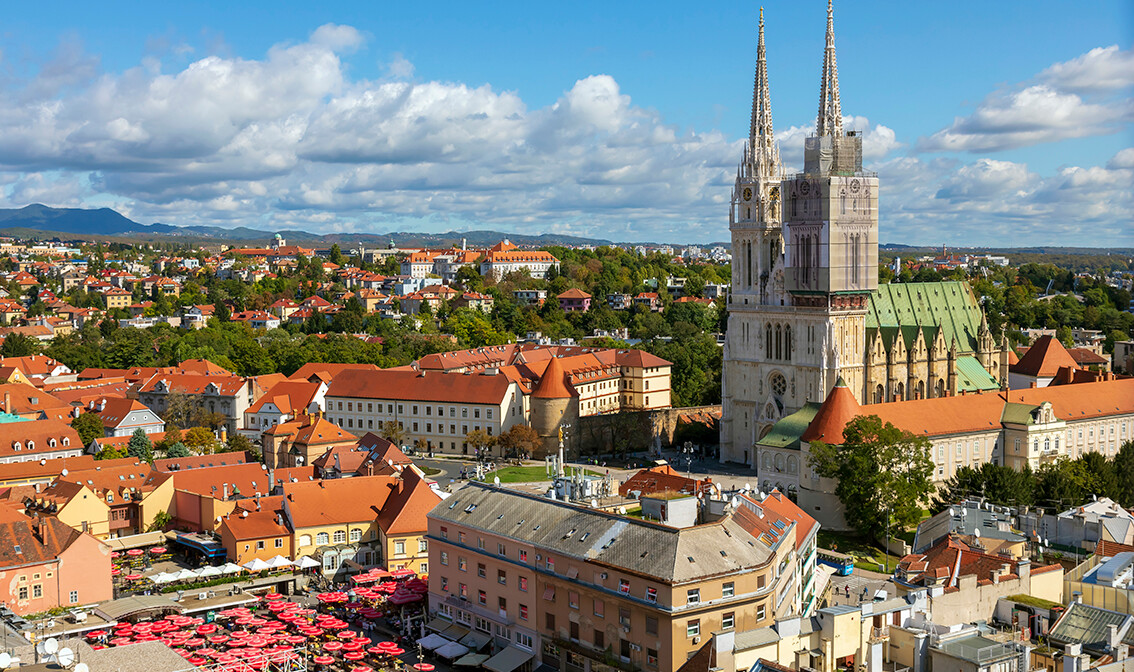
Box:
69, 590, 78, 604
519, 576, 528, 592
498, 569, 507, 585
300, 534, 312, 546
519, 604, 529, 621
722, 612, 735, 630
349, 529, 361, 542
646, 586, 657, 603
333, 530, 346, 543
459, 583, 467, 598
545, 613, 555, 631
440, 552, 449, 566
32, 584, 42, 598
593, 599, 604, 618
619, 578, 630, 594
316, 532, 329, 545
478, 590, 487, 606
687, 588, 700, 605
546, 556, 555, 571
256, 540, 265, 550
419, 539, 428, 553
619, 608, 631, 627
17, 587, 27, 600
440, 577, 449, 592
594, 629, 605, 649
723, 581, 734, 598
396, 541, 406, 555
440, 526, 448, 540
477, 563, 486, 578
687, 620, 700, 638
498, 542, 506, 555
570, 622, 579, 641
478, 537, 485, 550
275, 538, 283, 548
518, 550, 527, 562
499, 596, 507, 612
569, 591, 579, 609
458, 531, 466, 543
646, 616, 658, 636
459, 557, 467, 572
757, 604, 766, 620
757, 574, 766, 589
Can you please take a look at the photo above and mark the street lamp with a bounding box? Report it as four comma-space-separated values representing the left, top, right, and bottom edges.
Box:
681, 441, 695, 477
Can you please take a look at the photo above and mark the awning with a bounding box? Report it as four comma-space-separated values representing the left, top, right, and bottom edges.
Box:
458, 630, 492, 651
435, 641, 470, 660
542, 586, 555, 601
440, 623, 469, 641
416, 633, 450, 651
483, 646, 535, 672
453, 653, 490, 667
104, 531, 167, 551
425, 617, 452, 633
566, 566, 579, 579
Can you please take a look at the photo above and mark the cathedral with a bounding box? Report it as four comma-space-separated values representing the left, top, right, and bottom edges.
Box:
720, 1, 1011, 467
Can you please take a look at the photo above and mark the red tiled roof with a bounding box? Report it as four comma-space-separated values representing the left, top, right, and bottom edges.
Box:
246, 380, 322, 415
154, 453, 249, 472
172, 463, 273, 499
326, 369, 513, 404
376, 467, 441, 536
801, 378, 861, 444
1012, 335, 1080, 377
531, 356, 574, 400
618, 465, 713, 498
0, 505, 85, 568
283, 475, 398, 528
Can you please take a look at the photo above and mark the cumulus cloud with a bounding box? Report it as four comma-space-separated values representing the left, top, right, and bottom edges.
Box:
0, 25, 1127, 245
918, 46, 1133, 153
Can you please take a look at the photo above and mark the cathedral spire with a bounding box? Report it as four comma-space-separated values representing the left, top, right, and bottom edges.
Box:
816, 0, 843, 137
748, 7, 777, 175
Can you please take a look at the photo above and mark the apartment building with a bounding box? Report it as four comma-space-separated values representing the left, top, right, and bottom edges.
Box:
426, 483, 803, 672
324, 369, 524, 456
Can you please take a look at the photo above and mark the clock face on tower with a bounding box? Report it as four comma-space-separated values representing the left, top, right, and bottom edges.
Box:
799, 181, 810, 196
743, 188, 753, 201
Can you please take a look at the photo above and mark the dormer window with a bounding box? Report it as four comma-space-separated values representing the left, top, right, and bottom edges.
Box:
48, 439, 56, 448
62, 437, 69, 446
26, 441, 34, 450
12, 442, 20, 451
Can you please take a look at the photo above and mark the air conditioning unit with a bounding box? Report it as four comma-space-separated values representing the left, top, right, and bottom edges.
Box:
692, 637, 700, 645
630, 644, 641, 652
622, 627, 630, 634
600, 572, 608, 580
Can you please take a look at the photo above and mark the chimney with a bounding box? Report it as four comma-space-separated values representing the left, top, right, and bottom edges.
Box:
220, 427, 228, 443
223, 483, 229, 500
1108, 625, 1121, 650
1030, 381, 1038, 389
99, 398, 106, 412
990, 568, 1001, 584
3, 391, 9, 412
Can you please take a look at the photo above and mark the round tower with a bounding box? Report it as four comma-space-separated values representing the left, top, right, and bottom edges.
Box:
530, 356, 579, 459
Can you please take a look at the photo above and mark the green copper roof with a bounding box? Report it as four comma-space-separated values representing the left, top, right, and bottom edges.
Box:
955, 355, 1000, 392
0, 411, 28, 424
757, 402, 822, 451
1001, 402, 1039, 426
867, 281, 983, 353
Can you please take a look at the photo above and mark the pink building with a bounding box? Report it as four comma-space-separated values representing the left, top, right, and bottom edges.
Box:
557, 288, 592, 312
0, 505, 112, 615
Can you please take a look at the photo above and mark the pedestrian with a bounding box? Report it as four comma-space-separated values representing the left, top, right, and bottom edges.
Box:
844, 585, 850, 599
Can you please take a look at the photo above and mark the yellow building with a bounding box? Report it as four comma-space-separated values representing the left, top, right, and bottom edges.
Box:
376, 467, 441, 575
18, 480, 111, 538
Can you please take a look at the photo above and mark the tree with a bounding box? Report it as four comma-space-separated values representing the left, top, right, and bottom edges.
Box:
465, 429, 496, 458
71, 412, 106, 446
155, 425, 183, 454
223, 432, 254, 456
1116, 440, 1134, 508
329, 244, 345, 266
148, 510, 172, 532
127, 428, 154, 463
96, 445, 127, 460
809, 415, 934, 539
497, 424, 541, 459
184, 427, 217, 453
166, 442, 192, 458
379, 421, 408, 447
0, 332, 39, 357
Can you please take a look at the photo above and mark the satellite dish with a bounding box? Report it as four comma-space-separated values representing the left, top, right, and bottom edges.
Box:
949, 507, 956, 516
618, 507, 626, 515
74, 663, 88, 672
57, 648, 74, 667
744, 482, 751, 492
0, 651, 11, 668
45, 638, 59, 654
39, 459, 46, 466
973, 529, 981, 538
590, 499, 598, 508
493, 477, 501, 486
35, 643, 45, 657
1044, 539, 1050, 547
61, 469, 68, 477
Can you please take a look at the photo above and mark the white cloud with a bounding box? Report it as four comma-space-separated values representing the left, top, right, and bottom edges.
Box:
919, 46, 1133, 153
0, 26, 1127, 245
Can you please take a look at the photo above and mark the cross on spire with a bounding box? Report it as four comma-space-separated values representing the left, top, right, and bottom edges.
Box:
747, 7, 778, 178
816, 0, 843, 137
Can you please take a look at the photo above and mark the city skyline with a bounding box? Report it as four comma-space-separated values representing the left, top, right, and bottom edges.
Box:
0, 0, 1130, 245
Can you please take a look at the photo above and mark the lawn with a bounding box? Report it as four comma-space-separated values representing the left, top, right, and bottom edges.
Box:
817, 530, 904, 573
481, 466, 600, 483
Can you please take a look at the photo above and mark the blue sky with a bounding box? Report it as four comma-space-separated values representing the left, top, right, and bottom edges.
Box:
0, 0, 1130, 245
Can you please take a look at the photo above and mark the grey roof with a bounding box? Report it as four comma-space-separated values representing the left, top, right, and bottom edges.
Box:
429, 482, 774, 583
1048, 602, 1134, 655
914, 502, 1022, 554
936, 635, 1019, 663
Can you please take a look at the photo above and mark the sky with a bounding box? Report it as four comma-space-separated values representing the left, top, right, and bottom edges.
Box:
0, 0, 1131, 246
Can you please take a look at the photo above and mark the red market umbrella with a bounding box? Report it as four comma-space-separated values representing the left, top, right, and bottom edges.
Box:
209, 635, 230, 645
313, 656, 335, 666
85, 630, 107, 639
413, 665, 436, 672
336, 631, 356, 640
323, 641, 344, 652
126, 573, 143, 581
263, 592, 284, 601
342, 641, 365, 652
376, 641, 398, 649
111, 637, 133, 647
127, 548, 144, 556
352, 667, 373, 672
150, 547, 166, 554
111, 568, 121, 576
344, 652, 365, 661
188, 656, 207, 666
390, 568, 415, 578
198, 624, 218, 634
197, 648, 218, 657
284, 635, 306, 645
110, 551, 121, 558
385, 647, 405, 657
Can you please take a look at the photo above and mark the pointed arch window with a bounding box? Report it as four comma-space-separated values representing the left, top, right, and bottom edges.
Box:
765, 324, 773, 360
774, 324, 782, 361
784, 325, 793, 362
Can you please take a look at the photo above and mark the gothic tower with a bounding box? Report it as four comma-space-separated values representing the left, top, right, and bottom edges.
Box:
722, 0, 877, 466
721, 8, 784, 465
780, 0, 878, 407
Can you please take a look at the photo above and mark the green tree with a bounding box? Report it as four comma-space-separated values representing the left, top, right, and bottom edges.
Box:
148, 510, 172, 532
127, 428, 154, 463
96, 445, 127, 460
1115, 440, 1134, 508
809, 414, 934, 539
223, 432, 254, 456
465, 428, 496, 458
379, 421, 408, 447
0, 332, 39, 357
329, 244, 345, 266
497, 424, 541, 459
71, 411, 106, 447
166, 441, 192, 458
